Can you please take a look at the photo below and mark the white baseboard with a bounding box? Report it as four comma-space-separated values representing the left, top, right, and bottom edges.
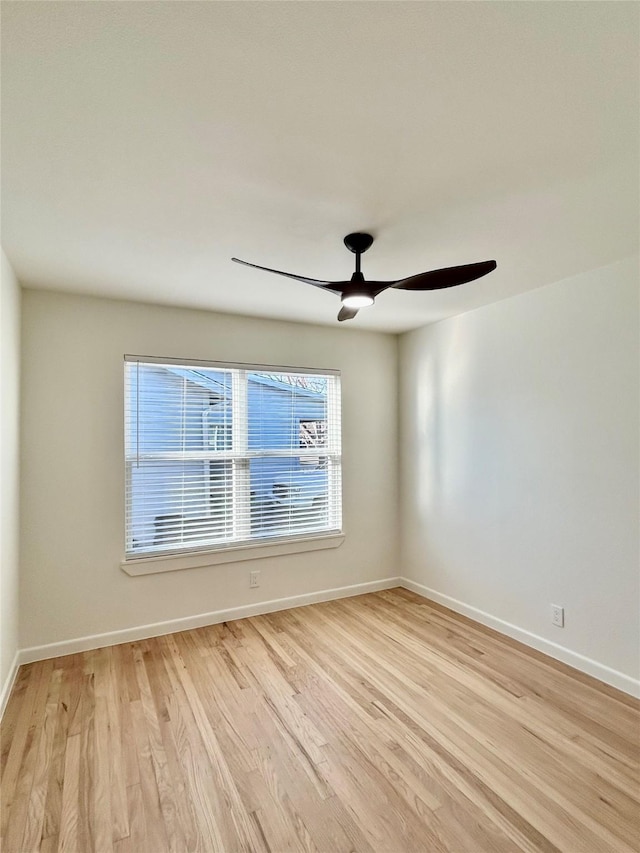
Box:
0, 652, 21, 721
17, 577, 402, 666
12, 575, 639, 700
400, 578, 640, 699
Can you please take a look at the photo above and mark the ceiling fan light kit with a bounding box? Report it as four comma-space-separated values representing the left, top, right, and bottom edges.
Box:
342, 293, 375, 309
232, 232, 496, 323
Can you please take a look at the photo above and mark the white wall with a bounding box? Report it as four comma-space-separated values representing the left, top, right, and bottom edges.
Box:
400, 257, 639, 687
20, 291, 398, 649
1, 251, 21, 696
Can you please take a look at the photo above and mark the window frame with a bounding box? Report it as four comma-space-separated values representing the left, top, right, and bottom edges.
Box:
122, 355, 344, 574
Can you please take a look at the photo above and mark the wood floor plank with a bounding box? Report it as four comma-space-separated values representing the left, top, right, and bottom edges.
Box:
20, 668, 63, 852
1, 667, 30, 777
156, 637, 228, 850
112, 643, 140, 791
76, 671, 95, 853
2, 660, 55, 851
58, 733, 80, 853
1, 589, 639, 852
90, 650, 115, 853
132, 644, 185, 853
123, 782, 145, 853
40, 665, 72, 843
143, 638, 205, 852
164, 632, 260, 851
129, 697, 170, 853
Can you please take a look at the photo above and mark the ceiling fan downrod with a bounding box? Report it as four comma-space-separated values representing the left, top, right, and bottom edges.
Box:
343, 232, 374, 274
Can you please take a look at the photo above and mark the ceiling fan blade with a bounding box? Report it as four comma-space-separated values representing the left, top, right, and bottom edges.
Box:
392, 260, 497, 291
232, 257, 340, 293
337, 305, 359, 322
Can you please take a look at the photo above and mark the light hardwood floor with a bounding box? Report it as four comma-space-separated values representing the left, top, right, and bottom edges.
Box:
1, 588, 639, 852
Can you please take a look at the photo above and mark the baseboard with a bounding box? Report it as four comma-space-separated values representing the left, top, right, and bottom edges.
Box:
0, 652, 21, 721
17, 577, 402, 666
14, 575, 639, 700
400, 578, 640, 699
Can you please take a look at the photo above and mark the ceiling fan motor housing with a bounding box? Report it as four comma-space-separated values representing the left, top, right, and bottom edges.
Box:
341, 271, 375, 307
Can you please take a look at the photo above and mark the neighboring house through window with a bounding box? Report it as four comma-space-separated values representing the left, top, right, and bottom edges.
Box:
124, 356, 342, 559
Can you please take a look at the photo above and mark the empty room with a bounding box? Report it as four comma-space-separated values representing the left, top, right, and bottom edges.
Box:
1, 2, 638, 852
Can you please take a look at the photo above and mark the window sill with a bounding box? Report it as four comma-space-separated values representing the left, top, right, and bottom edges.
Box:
120, 532, 345, 576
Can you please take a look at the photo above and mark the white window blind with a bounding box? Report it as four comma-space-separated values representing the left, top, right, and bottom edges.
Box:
124, 356, 342, 559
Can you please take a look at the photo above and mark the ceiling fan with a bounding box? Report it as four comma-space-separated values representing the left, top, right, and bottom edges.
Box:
232, 233, 497, 322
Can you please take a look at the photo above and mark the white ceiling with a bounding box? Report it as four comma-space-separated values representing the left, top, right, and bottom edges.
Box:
2, 2, 638, 333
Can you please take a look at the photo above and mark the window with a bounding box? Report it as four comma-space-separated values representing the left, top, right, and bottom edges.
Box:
124, 356, 342, 560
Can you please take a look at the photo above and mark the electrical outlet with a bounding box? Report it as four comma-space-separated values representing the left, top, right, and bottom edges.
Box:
249, 570, 260, 588
551, 604, 564, 627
